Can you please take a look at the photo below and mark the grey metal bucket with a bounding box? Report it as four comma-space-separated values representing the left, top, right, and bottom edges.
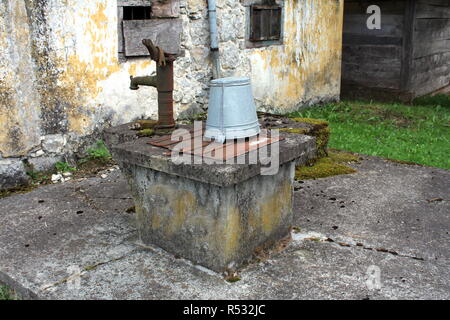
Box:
204, 77, 260, 143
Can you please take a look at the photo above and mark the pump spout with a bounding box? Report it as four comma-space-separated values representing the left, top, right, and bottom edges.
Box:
130, 75, 157, 90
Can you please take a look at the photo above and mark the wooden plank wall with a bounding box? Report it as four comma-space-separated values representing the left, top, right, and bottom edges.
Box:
411, 0, 450, 97
342, 0, 406, 90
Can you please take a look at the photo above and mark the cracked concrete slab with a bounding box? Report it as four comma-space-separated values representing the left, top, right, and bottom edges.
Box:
0, 156, 449, 299
294, 156, 450, 262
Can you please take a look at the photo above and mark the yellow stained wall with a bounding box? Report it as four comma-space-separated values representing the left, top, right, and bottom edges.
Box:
0, 0, 156, 157
249, 0, 344, 111
0, 0, 343, 159
0, 1, 41, 157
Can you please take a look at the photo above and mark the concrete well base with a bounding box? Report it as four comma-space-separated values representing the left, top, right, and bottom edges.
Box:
122, 161, 295, 272
104, 123, 316, 272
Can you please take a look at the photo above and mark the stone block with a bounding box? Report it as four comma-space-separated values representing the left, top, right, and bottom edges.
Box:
0, 159, 29, 189
30, 149, 45, 157
151, 0, 180, 18
42, 134, 66, 154
28, 156, 64, 172
177, 103, 205, 120
123, 159, 295, 272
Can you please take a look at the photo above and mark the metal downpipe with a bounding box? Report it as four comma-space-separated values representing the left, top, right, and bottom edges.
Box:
207, 0, 221, 79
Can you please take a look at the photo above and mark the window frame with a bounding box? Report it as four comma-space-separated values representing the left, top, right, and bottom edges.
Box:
122, 6, 152, 21
244, 0, 284, 48
117, 0, 153, 61
249, 4, 282, 42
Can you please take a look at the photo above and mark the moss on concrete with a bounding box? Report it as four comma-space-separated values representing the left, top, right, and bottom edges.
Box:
314, 126, 331, 158
291, 118, 329, 127
153, 128, 176, 136
193, 113, 207, 121
0, 185, 37, 199
295, 151, 360, 180
224, 274, 241, 283
136, 127, 177, 137
289, 118, 330, 158
137, 129, 155, 137
0, 285, 17, 300
278, 128, 309, 135
135, 119, 158, 129
328, 151, 361, 164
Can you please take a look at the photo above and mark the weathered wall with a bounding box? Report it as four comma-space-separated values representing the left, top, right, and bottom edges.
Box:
341, 0, 405, 92
247, 0, 343, 111
341, 0, 450, 101
0, 0, 343, 188
128, 162, 295, 272
411, 0, 450, 97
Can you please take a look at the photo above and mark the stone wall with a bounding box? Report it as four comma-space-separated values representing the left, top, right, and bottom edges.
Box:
0, 0, 343, 189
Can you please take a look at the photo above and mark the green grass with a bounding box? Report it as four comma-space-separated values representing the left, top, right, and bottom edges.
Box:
55, 161, 76, 173
289, 95, 450, 169
0, 285, 15, 300
413, 94, 450, 108
78, 139, 112, 167
84, 140, 111, 161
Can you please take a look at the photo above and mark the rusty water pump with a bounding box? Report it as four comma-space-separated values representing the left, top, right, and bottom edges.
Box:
129, 39, 176, 129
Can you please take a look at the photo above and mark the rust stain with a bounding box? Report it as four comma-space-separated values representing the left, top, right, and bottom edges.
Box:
223, 207, 241, 260
166, 190, 196, 236
144, 185, 197, 236
260, 181, 292, 235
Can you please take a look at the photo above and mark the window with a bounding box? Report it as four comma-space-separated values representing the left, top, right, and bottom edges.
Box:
123, 6, 152, 20
250, 5, 282, 42
245, 0, 283, 48
118, 1, 153, 60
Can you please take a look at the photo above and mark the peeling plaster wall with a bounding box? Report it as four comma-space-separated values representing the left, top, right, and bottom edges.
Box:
1, 0, 158, 161
0, 0, 343, 188
247, 0, 344, 111
178, 0, 343, 113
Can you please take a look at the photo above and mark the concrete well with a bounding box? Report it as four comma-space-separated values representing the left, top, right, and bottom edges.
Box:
104, 123, 316, 272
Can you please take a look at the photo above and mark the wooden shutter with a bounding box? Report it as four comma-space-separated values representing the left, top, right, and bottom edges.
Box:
250, 5, 281, 42
118, 0, 181, 57
123, 19, 182, 56
269, 6, 281, 40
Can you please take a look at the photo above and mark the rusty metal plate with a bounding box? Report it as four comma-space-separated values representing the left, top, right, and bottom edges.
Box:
149, 127, 203, 147
148, 130, 284, 161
